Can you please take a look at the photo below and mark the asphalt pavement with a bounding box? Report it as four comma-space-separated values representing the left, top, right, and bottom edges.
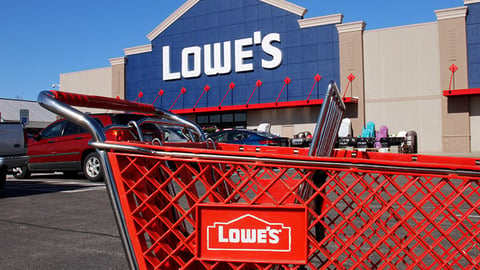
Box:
3, 171, 477, 269
0, 174, 128, 269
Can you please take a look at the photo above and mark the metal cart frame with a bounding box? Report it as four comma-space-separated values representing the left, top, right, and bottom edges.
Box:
38, 84, 480, 269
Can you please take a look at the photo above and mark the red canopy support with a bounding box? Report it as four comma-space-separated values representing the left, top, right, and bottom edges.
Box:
275, 77, 291, 105
306, 74, 322, 103
169, 87, 186, 111
134, 91, 143, 102
218, 82, 235, 109
343, 74, 355, 98
246, 80, 262, 107
449, 64, 458, 90
152, 89, 164, 106
193, 85, 210, 111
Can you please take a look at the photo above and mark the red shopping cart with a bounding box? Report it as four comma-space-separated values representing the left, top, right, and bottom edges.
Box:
38, 82, 480, 269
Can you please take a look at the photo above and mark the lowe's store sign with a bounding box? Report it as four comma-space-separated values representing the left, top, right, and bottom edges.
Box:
163, 31, 282, 80
125, 0, 341, 110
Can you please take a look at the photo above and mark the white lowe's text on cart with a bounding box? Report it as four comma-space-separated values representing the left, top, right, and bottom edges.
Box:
207, 214, 292, 252
218, 225, 281, 244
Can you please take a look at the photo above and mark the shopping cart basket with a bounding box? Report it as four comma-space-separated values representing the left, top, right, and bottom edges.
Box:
38, 83, 480, 269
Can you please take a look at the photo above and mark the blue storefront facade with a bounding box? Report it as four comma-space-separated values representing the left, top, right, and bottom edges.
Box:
125, 0, 339, 110
61, 0, 480, 153
467, 1, 480, 88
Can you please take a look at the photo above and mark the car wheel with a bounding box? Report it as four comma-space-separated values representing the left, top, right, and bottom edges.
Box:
83, 152, 103, 182
0, 167, 6, 189
12, 166, 31, 179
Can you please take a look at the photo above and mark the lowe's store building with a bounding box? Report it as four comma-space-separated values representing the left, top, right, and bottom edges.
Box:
60, 0, 480, 154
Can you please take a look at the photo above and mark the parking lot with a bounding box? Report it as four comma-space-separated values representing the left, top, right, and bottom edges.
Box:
0, 174, 128, 269
2, 168, 478, 269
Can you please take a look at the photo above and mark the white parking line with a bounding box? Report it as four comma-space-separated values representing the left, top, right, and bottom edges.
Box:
456, 214, 480, 219
6, 177, 106, 193
62, 186, 106, 193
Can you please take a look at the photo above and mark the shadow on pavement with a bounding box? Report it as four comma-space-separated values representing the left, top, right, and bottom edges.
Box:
0, 174, 103, 199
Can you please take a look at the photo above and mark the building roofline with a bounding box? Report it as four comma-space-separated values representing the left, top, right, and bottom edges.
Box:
260, 0, 307, 17
435, 6, 468, 21
147, 0, 200, 41
123, 44, 153, 56
464, 0, 480, 5
298, 14, 343, 28
336, 21, 366, 33
146, 0, 307, 41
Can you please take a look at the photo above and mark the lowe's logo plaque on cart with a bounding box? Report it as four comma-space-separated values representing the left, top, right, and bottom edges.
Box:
209, 214, 290, 249
197, 205, 307, 264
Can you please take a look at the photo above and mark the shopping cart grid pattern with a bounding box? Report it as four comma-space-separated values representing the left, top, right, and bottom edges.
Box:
107, 149, 480, 270
37, 85, 480, 269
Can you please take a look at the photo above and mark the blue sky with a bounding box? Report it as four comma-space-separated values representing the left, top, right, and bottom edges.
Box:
0, 0, 463, 101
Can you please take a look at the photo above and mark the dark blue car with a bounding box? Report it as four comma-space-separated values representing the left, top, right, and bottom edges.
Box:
207, 129, 289, 146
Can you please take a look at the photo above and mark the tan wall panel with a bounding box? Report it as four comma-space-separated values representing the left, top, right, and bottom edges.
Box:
59, 67, 113, 113
337, 22, 366, 137
470, 96, 480, 152
247, 107, 320, 137
437, 16, 469, 91
112, 66, 125, 99
365, 98, 442, 153
110, 57, 126, 99
60, 67, 112, 97
364, 23, 441, 99
437, 13, 470, 152
363, 23, 442, 153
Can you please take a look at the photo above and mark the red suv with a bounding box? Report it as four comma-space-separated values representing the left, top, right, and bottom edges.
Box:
13, 113, 158, 181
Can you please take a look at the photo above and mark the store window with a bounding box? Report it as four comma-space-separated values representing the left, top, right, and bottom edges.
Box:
196, 112, 246, 130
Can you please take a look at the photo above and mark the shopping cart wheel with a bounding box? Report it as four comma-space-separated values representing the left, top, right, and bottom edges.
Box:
83, 152, 103, 182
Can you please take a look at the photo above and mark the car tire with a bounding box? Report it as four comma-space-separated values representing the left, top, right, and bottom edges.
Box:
0, 167, 7, 189
12, 166, 31, 179
83, 152, 103, 182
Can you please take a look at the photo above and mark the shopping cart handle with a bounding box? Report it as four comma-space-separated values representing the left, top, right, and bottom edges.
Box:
37, 90, 206, 142
47, 90, 157, 113
308, 81, 346, 157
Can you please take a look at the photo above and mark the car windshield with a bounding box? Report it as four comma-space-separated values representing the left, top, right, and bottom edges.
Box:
158, 126, 188, 142
253, 131, 279, 139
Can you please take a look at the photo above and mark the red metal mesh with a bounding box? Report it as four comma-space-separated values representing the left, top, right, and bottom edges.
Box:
106, 146, 480, 270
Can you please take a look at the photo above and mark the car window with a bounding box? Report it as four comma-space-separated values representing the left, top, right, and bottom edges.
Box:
163, 129, 186, 142
242, 132, 253, 140
231, 131, 244, 141
63, 121, 82, 136
78, 125, 89, 134
90, 117, 105, 128
216, 133, 226, 142
63, 119, 102, 136
207, 133, 217, 141
140, 123, 163, 142
41, 121, 65, 139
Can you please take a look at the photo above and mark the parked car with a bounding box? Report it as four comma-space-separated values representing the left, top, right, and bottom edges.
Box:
207, 129, 289, 146
290, 131, 313, 147
0, 121, 29, 189
12, 113, 163, 181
